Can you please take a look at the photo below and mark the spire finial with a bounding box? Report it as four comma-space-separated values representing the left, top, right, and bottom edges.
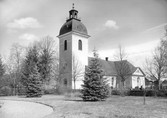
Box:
72, 3, 74, 9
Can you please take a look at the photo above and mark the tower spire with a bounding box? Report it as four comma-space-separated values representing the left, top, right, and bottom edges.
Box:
68, 3, 79, 21
72, 3, 74, 9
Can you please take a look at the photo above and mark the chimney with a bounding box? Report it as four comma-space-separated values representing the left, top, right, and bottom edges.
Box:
105, 57, 108, 61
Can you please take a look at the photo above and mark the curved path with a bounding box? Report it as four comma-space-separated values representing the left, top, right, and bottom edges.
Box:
0, 100, 53, 118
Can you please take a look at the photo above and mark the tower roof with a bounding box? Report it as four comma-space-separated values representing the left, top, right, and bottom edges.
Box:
59, 4, 88, 36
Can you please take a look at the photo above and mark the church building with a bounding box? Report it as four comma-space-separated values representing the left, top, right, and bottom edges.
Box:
58, 5, 145, 90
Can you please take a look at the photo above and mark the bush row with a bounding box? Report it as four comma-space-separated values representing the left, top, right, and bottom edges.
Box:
111, 89, 167, 97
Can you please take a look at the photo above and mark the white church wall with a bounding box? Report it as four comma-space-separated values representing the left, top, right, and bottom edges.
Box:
71, 34, 88, 89
140, 77, 145, 88
132, 76, 137, 88
72, 77, 83, 89
59, 34, 73, 73
59, 34, 73, 87
132, 76, 145, 89
72, 34, 88, 66
104, 76, 116, 88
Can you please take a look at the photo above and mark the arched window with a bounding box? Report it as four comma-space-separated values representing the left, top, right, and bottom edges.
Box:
64, 78, 67, 86
64, 40, 67, 50
78, 40, 82, 50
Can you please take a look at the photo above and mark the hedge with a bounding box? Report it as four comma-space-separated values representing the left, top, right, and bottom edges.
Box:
111, 89, 167, 97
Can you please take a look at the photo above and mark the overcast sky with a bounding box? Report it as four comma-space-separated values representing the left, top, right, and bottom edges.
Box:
0, 0, 167, 68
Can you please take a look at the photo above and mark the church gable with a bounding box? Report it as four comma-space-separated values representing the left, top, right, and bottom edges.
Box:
133, 68, 145, 76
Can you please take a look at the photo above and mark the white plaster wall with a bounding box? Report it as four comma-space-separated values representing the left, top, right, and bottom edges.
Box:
59, 34, 72, 73
140, 77, 145, 88
73, 78, 83, 89
104, 76, 116, 88
71, 34, 88, 89
113, 77, 116, 88
59, 34, 73, 87
132, 76, 145, 88
72, 34, 88, 66
59, 32, 89, 89
132, 76, 137, 88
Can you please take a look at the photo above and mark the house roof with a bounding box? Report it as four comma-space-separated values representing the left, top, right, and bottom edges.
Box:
88, 57, 139, 76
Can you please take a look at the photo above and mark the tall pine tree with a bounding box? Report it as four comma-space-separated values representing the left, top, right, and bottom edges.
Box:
81, 50, 109, 101
21, 45, 42, 97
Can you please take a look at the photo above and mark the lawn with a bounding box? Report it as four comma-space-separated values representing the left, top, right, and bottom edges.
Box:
0, 95, 167, 118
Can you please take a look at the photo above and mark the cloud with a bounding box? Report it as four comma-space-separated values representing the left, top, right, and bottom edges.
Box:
7, 17, 42, 29
0, 0, 47, 25
104, 20, 119, 29
19, 33, 39, 41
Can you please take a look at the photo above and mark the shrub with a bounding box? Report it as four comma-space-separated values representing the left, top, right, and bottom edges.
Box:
0, 86, 12, 96
64, 91, 82, 98
157, 90, 167, 97
18, 85, 27, 96
128, 89, 157, 96
145, 89, 155, 96
55, 84, 72, 95
129, 90, 144, 96
111, 89, 121, 95
111, 89, 130, 96
43, 88, 58, 94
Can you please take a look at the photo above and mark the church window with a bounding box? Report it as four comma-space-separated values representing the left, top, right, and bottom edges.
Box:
111, 77, 114, 86
64, 40, 67, 50
64, 78, 67, 86
78, 40, 82, 50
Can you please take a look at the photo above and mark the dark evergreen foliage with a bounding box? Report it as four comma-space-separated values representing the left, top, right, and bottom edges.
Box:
39, 49, 52, 84
26, 64, 42, 97
81, 50, 109, 101
21, 45, 42, 97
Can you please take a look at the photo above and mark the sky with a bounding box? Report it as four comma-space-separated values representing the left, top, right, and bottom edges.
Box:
0, 0, 167, 68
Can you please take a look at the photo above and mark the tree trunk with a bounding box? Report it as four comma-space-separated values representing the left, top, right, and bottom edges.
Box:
74, 79, 76, 90
143, 89, 146, 105
121, 80, 125, 96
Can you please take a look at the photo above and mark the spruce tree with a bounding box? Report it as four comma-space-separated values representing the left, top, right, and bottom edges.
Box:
26, 64, 42, 97
21, 45, 42, 97
81, 50, 109, 101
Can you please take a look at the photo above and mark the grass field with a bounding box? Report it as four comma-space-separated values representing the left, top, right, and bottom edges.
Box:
0, 95, 167, 118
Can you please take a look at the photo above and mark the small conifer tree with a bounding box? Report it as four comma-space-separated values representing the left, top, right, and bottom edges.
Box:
26, 64, 42, 97
81, 50, 109, 101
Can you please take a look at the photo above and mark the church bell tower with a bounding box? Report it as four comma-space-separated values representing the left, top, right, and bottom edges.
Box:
58, 4, 90, 89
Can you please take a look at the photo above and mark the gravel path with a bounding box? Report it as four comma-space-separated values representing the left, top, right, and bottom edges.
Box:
0, 100, 53, 118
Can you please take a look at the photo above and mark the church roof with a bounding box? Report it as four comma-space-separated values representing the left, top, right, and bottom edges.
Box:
59, 5, 88, 36
88, 57, 138, 76
59, 19, 88, 36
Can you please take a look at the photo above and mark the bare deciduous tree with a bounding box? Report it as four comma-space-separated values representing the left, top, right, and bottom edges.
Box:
144, 39, 167, 90
72, 54, 84, 90
113, 45, 132, 95
144, 25, 167, 91
37, 36, 59, 88
3, 43, 25, 95
114, 44, 127, 61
